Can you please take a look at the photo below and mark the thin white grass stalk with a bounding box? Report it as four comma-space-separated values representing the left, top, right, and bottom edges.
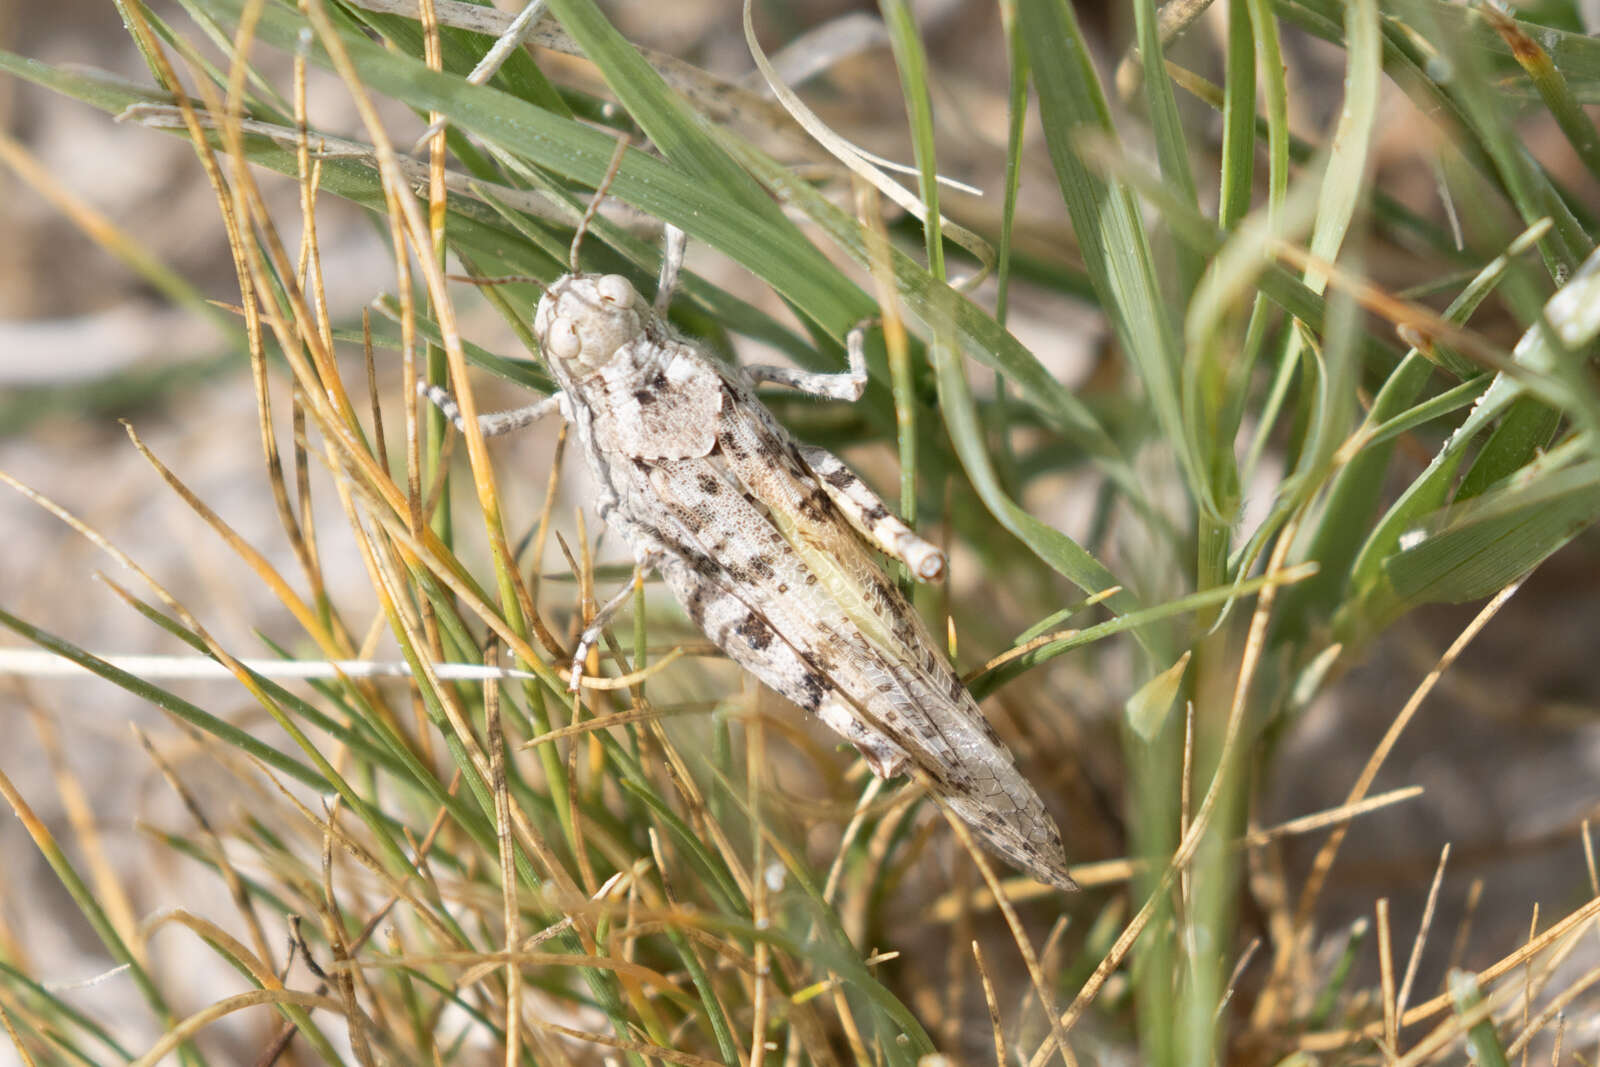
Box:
410, 0, 548, 149
0, 649, 543, 681
1213, 938, 1260, 1023
1377, 898, 1397, 1052
740, 0, 993, 283
748, 706, 770, 1067
973, 940, 1009, 1067
1395, 845, 1451, 1026
1524, 904, 1541, 1067
39, 962, 133, 993
108, 363, 643, 698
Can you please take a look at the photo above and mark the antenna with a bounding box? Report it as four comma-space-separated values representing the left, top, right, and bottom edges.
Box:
569, 132, 632, 272
446, 272, 547, 294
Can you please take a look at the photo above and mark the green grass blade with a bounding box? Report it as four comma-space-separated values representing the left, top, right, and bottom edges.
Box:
1218, 0, 1256, 232
970, 565, 1312, 698
1266, 0, 1378, 500
202, 0, 866, 334
1016, 0, 1204, 514
1349, 240, 1600, 616
1384, 453, 1600, 605
923, 286, 1152, 652
1278, 219, 1542, 627
878, 0, 944, 282
1283, 0, 1593, 274
1477, 6, 1600, 187
543, 0, 783, 224
1453, 395, 1562, 500
874, 0, 940, 530
336, 0, 570, 114
0, 734, 204, 1066
1132, 0, 1204, 295
0, 961, 136, 1062
727, 138, 1130, 465
1448, 970, 1513, 1067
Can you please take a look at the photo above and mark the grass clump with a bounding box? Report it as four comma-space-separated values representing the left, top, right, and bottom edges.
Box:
2, 0, 1600, 1061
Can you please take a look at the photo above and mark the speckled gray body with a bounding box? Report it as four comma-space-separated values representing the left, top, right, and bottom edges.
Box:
524, 272, 1074, 890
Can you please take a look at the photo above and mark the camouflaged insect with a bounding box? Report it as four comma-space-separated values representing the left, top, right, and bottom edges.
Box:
425, 259, 1076, 892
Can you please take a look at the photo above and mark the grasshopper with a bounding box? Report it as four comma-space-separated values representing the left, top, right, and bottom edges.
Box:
423, 171, 1075, 891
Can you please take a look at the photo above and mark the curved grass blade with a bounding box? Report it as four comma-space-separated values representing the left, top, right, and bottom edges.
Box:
1384, 454, 1600, 606
1016, 0, 1204, 516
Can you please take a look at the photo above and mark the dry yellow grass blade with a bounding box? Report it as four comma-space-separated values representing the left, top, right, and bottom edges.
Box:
1298, 892, 1600, 1053
128, 989, 346, 1067
1257, 579, 1525, 1029
926, 785, 1425, 920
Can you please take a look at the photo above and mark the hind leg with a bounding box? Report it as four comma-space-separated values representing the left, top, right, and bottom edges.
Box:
795, 444, 945, 581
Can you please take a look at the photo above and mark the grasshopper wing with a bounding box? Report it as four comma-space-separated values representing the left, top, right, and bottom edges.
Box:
652, 377, 1075, 889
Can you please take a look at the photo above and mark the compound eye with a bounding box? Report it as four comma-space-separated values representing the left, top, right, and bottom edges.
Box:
596, 274, 634, 306
546, 317, 582, 361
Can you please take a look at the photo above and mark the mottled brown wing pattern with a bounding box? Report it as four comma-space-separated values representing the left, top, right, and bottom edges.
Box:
610, 367, 1073, 888
430, 269, 1075, 890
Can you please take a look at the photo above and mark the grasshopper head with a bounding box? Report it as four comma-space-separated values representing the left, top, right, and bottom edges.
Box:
535, 273, 644, 376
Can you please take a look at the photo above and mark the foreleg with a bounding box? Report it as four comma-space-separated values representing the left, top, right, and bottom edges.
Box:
569, 550, 662, 689
417, 381, 563, 437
